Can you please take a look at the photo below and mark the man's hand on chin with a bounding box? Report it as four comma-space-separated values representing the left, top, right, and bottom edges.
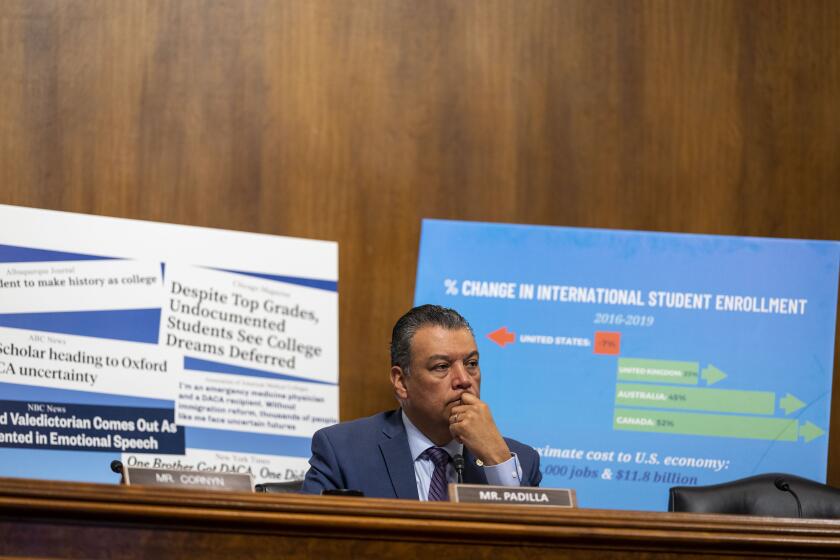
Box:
448, 392, 512, 466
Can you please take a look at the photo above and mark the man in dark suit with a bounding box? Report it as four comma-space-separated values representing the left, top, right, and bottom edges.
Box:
301, 305, 542, 499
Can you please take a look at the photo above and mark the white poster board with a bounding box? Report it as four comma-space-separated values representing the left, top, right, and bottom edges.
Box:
0, 205, 337, 485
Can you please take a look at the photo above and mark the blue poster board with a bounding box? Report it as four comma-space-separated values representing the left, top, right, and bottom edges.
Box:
414, 219, 840, 511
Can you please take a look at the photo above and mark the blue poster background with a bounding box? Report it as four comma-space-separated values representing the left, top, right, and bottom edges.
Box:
414, 220, 840, 511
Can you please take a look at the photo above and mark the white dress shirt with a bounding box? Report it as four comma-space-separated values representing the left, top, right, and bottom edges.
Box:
401, 409, 522, 501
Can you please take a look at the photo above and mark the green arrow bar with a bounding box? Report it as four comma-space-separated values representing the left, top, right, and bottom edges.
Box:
615, 383, 775, 414
614, 408, 798, 441
800, 421, 825, 442
617, 358, 699, 385
701, 364, 727, 385
780, 393, 806, 415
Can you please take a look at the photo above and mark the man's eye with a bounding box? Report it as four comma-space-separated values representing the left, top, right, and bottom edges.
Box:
432, 364, 449, 372
466, 360, 479, 368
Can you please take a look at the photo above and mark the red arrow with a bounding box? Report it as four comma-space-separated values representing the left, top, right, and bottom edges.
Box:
487, 326, 516, 348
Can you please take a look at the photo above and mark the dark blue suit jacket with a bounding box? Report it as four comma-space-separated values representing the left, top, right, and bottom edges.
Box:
301, 409, 542, 498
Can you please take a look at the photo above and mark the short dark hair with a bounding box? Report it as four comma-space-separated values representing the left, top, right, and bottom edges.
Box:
390, 304, 474, 374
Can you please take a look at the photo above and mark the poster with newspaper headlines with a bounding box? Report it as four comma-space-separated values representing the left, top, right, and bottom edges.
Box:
0, 205, 337, 486
414, 219, 839, 511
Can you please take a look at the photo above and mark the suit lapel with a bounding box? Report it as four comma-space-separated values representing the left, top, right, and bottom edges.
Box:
379, 410, 419, 499
462, 449, 488, 485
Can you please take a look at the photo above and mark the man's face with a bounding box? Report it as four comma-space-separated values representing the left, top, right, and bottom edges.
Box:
391, 325, 481, 442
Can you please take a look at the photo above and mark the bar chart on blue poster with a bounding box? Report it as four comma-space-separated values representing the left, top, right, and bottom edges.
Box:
414, 219, 840, 511
0, 205, 338, 485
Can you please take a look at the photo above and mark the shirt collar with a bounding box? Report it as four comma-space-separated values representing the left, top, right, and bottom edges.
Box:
401, 408, 462, 460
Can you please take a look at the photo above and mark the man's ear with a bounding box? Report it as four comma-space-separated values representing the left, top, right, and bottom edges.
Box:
390, 365, 409, 399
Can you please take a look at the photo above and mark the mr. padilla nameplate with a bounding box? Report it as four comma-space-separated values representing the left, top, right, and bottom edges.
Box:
449, 483, 576, 507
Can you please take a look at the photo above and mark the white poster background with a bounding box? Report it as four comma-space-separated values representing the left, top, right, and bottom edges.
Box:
0, 204, 338, 485
161, 264, 338, 384
0, 260, 162, 314
176, 370, 338, 438
0, 326, 177, 399
122, 448, 311, 484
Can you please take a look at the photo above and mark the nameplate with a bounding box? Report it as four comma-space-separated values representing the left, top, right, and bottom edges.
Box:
449, 484, 576, 507
123, 466, 253, 493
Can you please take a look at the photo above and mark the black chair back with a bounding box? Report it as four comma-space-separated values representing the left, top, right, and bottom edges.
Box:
255, 480, 304, 493
669, 473, 840, 519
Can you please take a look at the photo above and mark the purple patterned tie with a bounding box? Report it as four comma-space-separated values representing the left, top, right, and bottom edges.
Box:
422, 446, 451, 501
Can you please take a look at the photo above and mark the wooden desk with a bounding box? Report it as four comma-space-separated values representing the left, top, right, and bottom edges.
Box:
1, 477, 839, 559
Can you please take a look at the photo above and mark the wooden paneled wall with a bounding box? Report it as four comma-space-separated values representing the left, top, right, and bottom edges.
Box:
2, 1, 839, 479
